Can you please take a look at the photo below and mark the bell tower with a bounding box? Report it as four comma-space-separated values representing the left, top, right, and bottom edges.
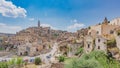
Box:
38, 20, 40, 27
103, 17, 108, 25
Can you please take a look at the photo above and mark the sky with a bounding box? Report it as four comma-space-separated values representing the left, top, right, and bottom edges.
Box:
0, 0, 120, 33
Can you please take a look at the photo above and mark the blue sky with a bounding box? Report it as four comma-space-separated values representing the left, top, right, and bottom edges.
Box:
0, 0, 120, 33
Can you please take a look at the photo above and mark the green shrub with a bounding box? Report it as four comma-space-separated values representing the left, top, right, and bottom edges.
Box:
0, 48, 4, 51
16, 58, 23, 66
35, 57, 41, 65
106, 39, 116, 47
58, 56, 65, 62
75, 48, 83, 55
0, 62, 8, 68
8, 58, 15, 65
8, 57, 24, 68
88, 26, 91, 29
65, 51, 120, 68
117, 30, 120, 36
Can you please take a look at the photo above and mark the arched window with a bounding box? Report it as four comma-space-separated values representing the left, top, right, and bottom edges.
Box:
98, 39, 100, 42
97, 31, 99, 34
98, 46, 100, 49
89, 32, 91, 35
110, 30, 114, 34
36, 48, 38, 51
88, 44, 90, 48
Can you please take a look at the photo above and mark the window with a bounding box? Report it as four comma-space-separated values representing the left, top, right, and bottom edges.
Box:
88, 44, 90, 48
98, 39, 100, 42
97, 31, 99, 34
20, 52, 22, 55
89, 32, 91, 35
36, 48, 38, 51
110, 30, 114, 34
26, 46, 30, 51
98, 46, 100, 49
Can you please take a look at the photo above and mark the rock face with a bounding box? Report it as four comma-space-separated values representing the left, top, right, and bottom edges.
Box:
7, 21, 76, 56
77, 28, 88, 37
115, 33, 120, 50
83, 18, 120, 60
87, 17, 119, 39
3, 17, 120, 60
110, 17, 120, 26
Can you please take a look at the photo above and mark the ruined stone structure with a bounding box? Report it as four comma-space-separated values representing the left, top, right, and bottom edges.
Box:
7, 20, 76, 56
84, 18, 120, 53
88, 17, 119, 39
84, 35, 94, 53
114, 27, 120, 50
77, 28, 88, 38
110, 17, 120, 26
95, 36, 107, 52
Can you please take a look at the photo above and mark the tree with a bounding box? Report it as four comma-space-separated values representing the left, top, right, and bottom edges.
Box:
35, 57, 41, 65
58, 56, 65, 62
88, 26, 91, 29
75, 48, 83, 56
65, 51, 120, 68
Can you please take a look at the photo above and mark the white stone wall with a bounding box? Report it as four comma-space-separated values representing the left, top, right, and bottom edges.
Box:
29, 47, 37, 56
116, 36, 120, 50
90, 25, 102, 35
17, 45, 26, 55
84, 36, 94, 53
95, 37, 107, 52
109, 18, 120, 26
68, 44, 82, 57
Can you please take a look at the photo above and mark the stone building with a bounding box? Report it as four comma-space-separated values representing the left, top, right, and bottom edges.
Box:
88, 29, 98, 38
77, 28, 88, 38
88, 17, 119, 39
114, 28, 120, 50
84, 35, 94, 53
67, 43, 83, 57
115, 36, 120, 50
94, 36, 107, 52
109, 17, 120, 26
84, 35, 108, 53
0, 37, 4, 48
17, 42, 43, 56
17, 43, 32, 56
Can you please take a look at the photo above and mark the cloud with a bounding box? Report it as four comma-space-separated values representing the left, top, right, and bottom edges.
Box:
41, 24, 57, 29
71, 19, 77, 23
0, 23, 22, 34
0, 0, 27, 18
28, 18, 35, 21
0, 23, 6, 26
67, 23, 85, 29
67, 19, 85, 32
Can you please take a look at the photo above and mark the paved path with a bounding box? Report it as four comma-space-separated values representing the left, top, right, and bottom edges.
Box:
0, 43, 59, 64
37, 43, 58, 64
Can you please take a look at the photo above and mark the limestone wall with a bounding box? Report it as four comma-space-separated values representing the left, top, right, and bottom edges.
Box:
84, 36, 94, 53
90, 25, 102, 35
101, 24, 118, 35
110, 18, 120, 26
95, 36, 107, 52
116, 36, 120, 50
